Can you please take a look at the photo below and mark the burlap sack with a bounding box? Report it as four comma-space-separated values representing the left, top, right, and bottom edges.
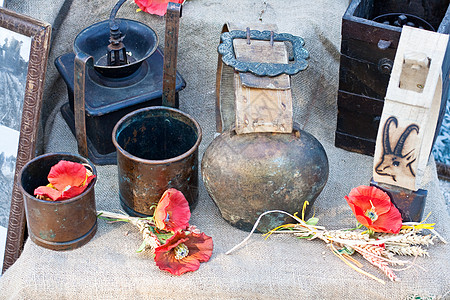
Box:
1, 0, 449, 299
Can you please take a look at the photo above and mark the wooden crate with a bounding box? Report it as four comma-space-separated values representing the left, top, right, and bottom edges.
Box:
335, 0, 450, 155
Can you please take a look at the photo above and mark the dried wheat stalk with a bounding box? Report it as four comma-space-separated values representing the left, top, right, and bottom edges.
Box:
354, 244, 399, 282
385, 244, 429, 257
379, 230, 435, 246
226, 210, 444, 284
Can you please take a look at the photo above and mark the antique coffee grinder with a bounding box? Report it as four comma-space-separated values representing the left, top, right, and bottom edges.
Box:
55, 0, 185, 164
201, 24, 329, 232
335, 0, 450, 156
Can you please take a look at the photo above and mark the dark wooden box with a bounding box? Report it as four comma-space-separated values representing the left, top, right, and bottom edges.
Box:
335, 0, 450, 155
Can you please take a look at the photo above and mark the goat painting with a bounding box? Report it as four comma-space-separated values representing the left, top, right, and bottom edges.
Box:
374, 116, 419, 183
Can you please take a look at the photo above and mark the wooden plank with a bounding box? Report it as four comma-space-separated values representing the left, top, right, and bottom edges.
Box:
162, 2, 181, 107
336, 107, 380, 140
234, 74, 292, 134
233, 39, 290, 90
341, 37, 396, 65
337, 90, 384, 115
341, 16, 401, 45
338, 54, 391, 99
216, 22, 293, 134
228, 24, 293, 134
373, 26, 450, 191
335, 131, 375, 156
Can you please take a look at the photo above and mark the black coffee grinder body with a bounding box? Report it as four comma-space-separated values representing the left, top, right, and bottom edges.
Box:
55, 1, 185, 164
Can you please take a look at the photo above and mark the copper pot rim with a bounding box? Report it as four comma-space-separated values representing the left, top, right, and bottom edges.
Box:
112, 106, 202, 165
19, 152, 97, 205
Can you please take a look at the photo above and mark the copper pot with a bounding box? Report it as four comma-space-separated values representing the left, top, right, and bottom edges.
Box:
202, 123, 329, 232
20, 153, 97, 251
112, 106, 202, 217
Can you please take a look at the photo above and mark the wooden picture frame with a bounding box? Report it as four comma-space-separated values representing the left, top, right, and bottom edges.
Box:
0, 7, 51, 273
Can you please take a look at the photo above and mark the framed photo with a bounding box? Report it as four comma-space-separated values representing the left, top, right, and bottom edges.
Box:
0, 7, 51, 273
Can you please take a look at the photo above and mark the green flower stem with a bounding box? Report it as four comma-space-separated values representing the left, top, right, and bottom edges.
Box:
343, 223, 364, 231
97, 215, 131, 223
148, 226, 174, 244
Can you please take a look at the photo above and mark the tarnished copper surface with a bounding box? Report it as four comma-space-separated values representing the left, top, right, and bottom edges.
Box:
113, 107, 202, 217
202, 123, 329, 232
19, 153, 97, 251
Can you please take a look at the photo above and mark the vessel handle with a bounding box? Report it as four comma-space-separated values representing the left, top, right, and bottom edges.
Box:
162, 2, 182, 107
74, 52, 93, 158
215, 24, 231, 133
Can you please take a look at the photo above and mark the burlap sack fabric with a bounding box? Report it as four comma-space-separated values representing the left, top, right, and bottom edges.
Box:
1, 0, 449, 299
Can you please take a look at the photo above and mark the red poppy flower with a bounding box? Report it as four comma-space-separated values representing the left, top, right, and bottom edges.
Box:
154, 188, 190, 232
345, 185, 402, 234
134, 0, 184, 16
154, 231, 213, 275
34, 160, 95, 201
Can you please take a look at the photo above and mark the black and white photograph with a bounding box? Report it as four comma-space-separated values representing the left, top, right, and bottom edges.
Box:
0, 126, 19, 228
0, 27, 31, 228
0, 27, 31, 130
